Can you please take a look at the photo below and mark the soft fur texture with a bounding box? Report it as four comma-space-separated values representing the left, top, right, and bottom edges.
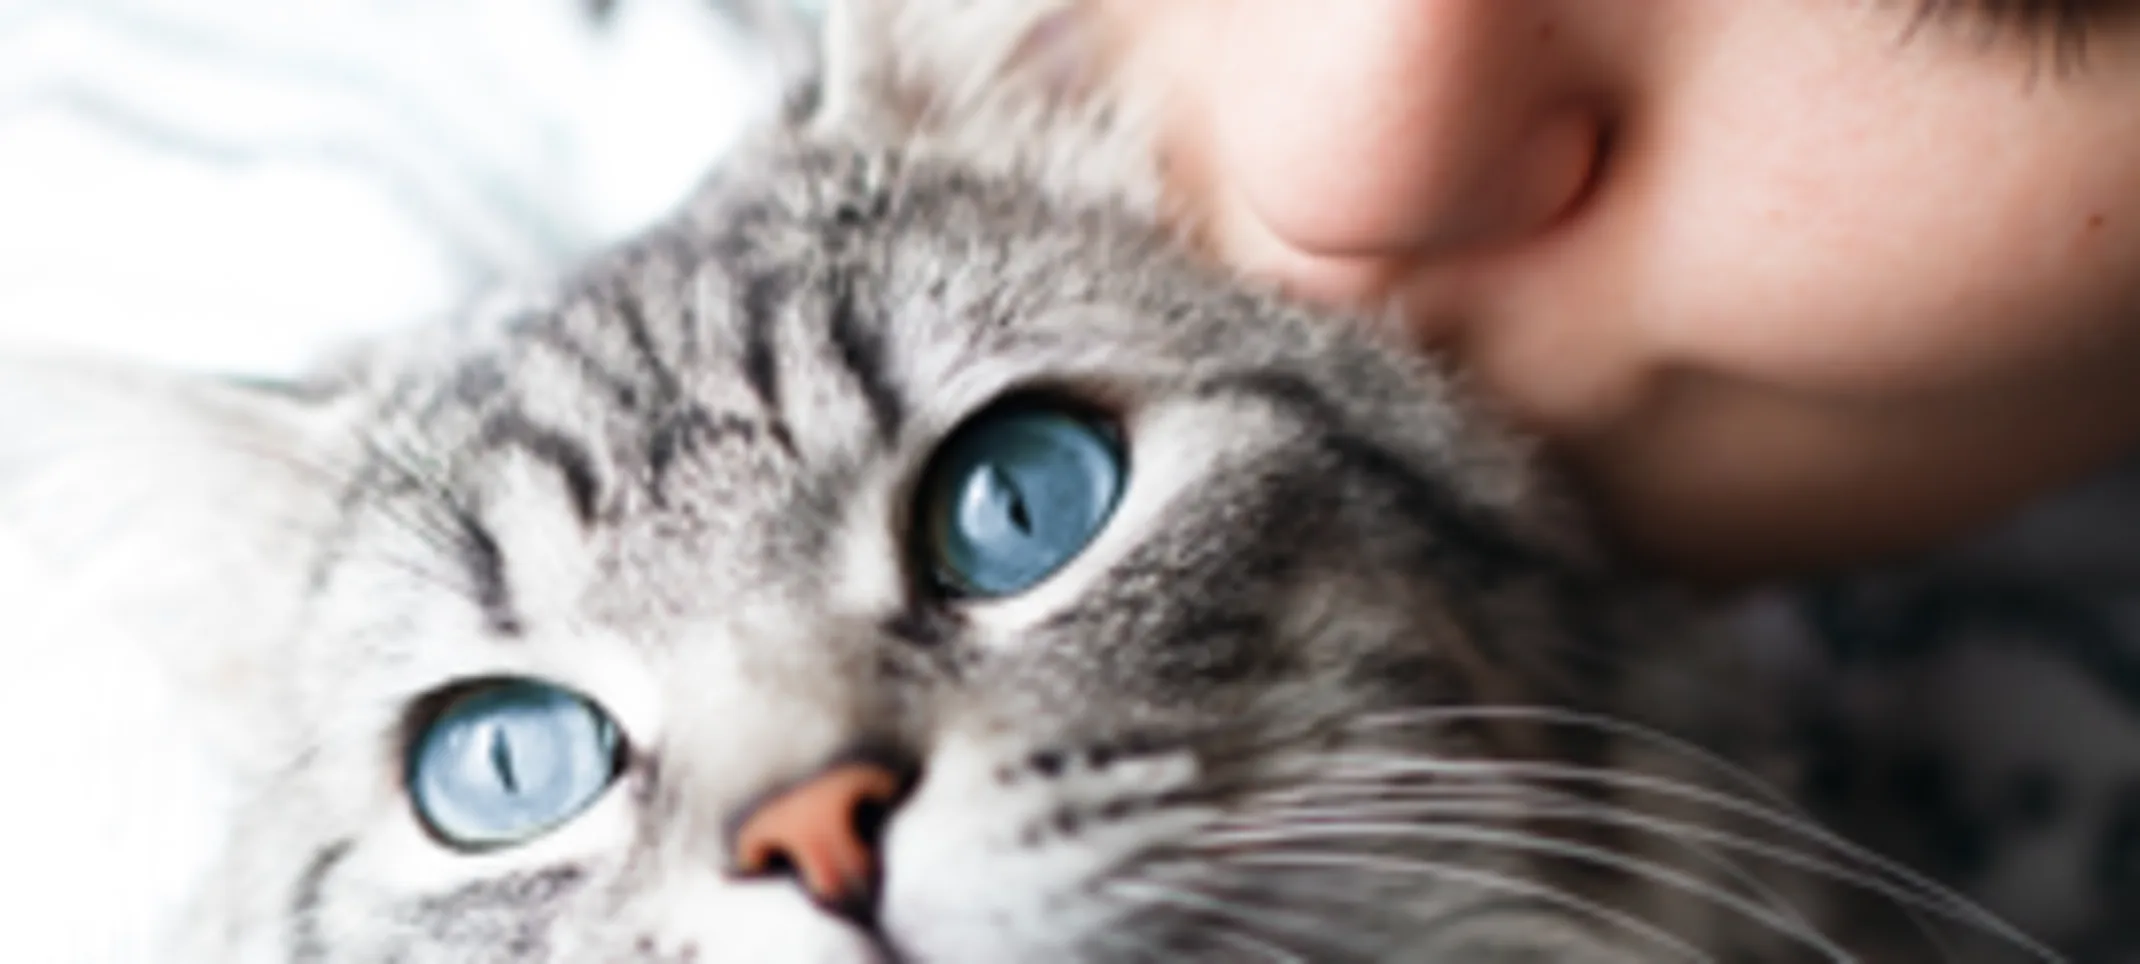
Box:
0, 2, 2058, 961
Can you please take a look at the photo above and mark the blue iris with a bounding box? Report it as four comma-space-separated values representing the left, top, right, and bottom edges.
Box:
407, 680, 622, 850
919, 403, 1125, 597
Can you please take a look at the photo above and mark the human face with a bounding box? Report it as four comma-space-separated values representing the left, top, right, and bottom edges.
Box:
1098, 1, 2140, 582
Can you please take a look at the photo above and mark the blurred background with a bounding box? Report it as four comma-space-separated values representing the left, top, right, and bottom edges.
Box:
0, 0, 799, 373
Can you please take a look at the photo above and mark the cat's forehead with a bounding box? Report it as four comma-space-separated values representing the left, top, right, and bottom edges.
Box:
495, 142, 1293, 470
352, 134, 1547, 661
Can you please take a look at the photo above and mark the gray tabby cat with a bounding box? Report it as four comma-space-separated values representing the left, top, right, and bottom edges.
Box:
0, 1, 2055, 961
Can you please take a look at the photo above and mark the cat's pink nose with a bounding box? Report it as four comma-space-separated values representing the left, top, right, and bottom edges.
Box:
732, 757, 912, 921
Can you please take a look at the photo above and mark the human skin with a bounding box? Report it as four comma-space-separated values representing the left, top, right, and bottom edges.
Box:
1094, 1, 2140, 584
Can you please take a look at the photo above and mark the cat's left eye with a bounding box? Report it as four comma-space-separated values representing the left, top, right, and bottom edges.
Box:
406, 679, 623, 851
915, 400, 1126, 598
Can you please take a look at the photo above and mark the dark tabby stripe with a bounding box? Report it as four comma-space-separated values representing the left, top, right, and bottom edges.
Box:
524, 323, 648, 412
824, 273, 904, 444
646, 404, 781, 495
739, 269, 791, 421
287, 839, 356, 964
483, 410, 603, 527
451, 505, 523, 637
608, 283, 684, 405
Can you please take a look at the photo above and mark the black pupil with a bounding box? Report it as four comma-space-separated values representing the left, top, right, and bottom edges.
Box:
1001, 470, 1033, 534
490, 727, 519, 794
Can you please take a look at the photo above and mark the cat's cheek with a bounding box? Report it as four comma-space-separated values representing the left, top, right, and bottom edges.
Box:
874, 734, 1210, 961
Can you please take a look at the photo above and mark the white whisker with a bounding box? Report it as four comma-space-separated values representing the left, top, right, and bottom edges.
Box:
1242, 796, 1886, 927
1101, 879, 1314, 964
1195, 818, 1852, 960
1348, 704, 1799, 808
1243, 787, 1815, 930
1077, 913, 1172, 964
1288, 748, 2053, 956
1199, 926, 1310, 964
1214, 849, 1718, 963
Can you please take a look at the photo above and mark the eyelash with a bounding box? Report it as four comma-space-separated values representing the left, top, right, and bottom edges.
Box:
1911, 0, 2106, 45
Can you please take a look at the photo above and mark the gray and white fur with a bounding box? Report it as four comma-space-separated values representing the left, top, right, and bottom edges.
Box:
0, 1, 2056, 961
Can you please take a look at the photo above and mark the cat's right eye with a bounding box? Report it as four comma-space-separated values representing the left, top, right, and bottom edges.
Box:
406, 679, 624, 851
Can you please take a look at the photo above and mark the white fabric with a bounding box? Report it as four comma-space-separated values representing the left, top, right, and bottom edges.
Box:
0, 0, 781, 374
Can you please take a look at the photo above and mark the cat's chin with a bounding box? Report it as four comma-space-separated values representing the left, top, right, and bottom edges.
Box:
661, 881, 900, 964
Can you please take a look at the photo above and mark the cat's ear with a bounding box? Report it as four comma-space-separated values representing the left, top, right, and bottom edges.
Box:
814, 0, 1100, 131
0, 354, 361, 669
806, 0, 1161, 207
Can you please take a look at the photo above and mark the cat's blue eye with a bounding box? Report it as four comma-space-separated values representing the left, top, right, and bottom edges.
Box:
918, 402, 1125, 597
407, 680, 622, 850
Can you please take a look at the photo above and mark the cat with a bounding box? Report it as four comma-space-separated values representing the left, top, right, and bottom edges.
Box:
0, 1, 2057, 960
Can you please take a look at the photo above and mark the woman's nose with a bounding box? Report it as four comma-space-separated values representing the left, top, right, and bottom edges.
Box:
1211, 0, 1602, 261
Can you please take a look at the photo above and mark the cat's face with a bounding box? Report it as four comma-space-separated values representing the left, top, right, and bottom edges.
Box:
206, 135, 1628, 963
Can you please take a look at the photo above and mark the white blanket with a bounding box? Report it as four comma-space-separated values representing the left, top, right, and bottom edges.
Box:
0, 0, 783, 373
